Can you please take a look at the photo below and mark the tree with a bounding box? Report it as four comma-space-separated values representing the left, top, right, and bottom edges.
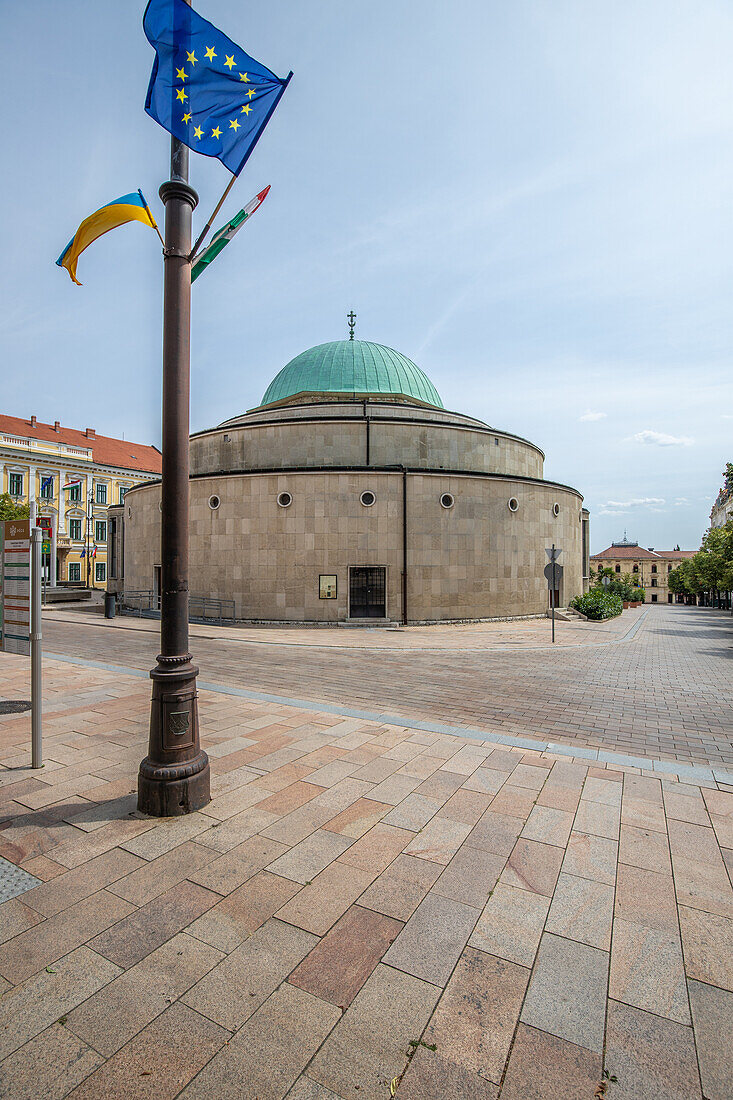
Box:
0, 494, 30, 522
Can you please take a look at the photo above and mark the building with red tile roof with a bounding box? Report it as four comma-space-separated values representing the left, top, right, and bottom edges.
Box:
0, 413, 160, 589
590, 538, 696, 605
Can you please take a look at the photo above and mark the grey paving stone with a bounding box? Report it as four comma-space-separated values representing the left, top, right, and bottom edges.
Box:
687, 978, 733, 1100
520, 932, 608, 1053
307, 963, 440, 1100
0, 946, 121, 1061
604, 999, 702, 1100
382, 891, 479, 986
182, 918, 318, 1031
179, 983, 340, 1100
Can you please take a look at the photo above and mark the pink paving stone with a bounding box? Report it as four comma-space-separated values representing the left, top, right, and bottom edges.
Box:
397, 1045, 499, 1099
289, 904, 403, 1008
500, 837, 564, 897
604, 999, 702, 1100
500, 1023, 602, 1100
423, 946, 529, 1084
275, 861, 377, 936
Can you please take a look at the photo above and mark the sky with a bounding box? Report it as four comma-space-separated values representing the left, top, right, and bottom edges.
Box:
3, 0, 733, 553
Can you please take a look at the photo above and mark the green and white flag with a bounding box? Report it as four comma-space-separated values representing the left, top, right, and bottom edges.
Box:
191, 186, 270, 283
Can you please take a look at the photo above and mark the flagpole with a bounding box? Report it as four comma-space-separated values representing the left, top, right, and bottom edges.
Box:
189, 174, 237, 262
189, 70, 293, 262
138, 0, 210, 816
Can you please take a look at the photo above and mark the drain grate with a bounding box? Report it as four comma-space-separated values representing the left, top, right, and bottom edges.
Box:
0, 856, 40, 903
0, 701, 31, 715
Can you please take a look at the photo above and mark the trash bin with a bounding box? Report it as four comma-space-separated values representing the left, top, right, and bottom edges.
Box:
104, 591, 116, 619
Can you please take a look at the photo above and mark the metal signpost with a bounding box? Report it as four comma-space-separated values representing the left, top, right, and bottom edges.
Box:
0, 520, 42, 767
30, 527, 42, 768
544, 545, 563, 643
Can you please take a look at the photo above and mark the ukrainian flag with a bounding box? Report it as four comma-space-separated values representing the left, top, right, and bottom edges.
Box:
56, 191, 159, 285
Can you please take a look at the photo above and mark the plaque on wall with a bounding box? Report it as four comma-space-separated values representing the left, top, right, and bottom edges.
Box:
319, 575, 337, 599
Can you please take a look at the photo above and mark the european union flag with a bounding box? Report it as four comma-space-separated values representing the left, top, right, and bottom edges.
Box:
143, 0, 292, 177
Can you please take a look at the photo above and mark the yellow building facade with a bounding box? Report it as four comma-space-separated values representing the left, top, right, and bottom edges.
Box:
0, 414, 161, 589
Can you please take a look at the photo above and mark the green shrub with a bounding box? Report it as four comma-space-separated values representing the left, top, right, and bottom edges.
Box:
631, 587, 645, 603
571, 590, 623, 620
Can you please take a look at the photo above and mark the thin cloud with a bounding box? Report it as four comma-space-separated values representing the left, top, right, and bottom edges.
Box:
579, 410, 607, 422
606, 497, 665, 509
630, 430, 694, 447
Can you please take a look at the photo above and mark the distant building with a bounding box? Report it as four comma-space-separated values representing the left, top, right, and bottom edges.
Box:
590, 538, 695, 604
0, 414, 161, 589
710, 470, 733, 529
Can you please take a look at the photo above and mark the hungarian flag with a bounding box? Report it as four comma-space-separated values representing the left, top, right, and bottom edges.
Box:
192, 186, 270, 282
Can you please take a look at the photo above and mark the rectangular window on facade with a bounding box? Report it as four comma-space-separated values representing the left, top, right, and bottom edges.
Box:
651, 579, 657, 587
651, 565, 657, 574
69, 519, 82, 541
68, 483, 82, 502
632, 565, 638, 573
96, 484, 108, 505
615, 565, 621, 573
651, 594, 658, 602
68, 562, 81, 582
119, 486, 127, 504
95, 562, 106, 583
9, 472, 23, 497
668, 565, 672, 573
40, 476, 53, 499
95, 520, 107, 543
110, 518, 117, 578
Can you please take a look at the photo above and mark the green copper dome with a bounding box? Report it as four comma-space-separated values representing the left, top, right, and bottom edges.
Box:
260, 340, 443, 409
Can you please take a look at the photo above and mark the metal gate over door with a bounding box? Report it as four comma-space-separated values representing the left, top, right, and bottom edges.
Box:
349, 567, 386, 618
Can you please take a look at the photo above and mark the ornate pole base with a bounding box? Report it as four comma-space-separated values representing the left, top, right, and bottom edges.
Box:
138, 655, 210, 816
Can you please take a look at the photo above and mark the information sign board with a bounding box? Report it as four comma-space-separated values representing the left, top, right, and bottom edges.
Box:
1, 519, 31, 655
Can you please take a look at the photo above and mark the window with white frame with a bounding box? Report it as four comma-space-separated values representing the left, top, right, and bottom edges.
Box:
95, 520, 107, 542
96, 483, 108, 505
69, 518, 83, 541
9, 472, 23, 497
40, 475, 53, 499
95, 562, 106, 583
119, 486, 128, 504
68, 482, 82, 502
68, 562, 81, 582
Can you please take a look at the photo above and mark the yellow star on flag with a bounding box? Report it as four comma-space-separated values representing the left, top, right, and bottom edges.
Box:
194, 125, 204, 139
246, 87, 256, 99
176, 87, 188, 102
205, 46, 217, 61
182, 112, 192, 123
176, 67, 188, 81
239, 72, 250, 82
229, 118, 240, 130
241, 103, 252, 115
224, 55, 236, 69
211, 126, 222, 139
186, 50, 197, 65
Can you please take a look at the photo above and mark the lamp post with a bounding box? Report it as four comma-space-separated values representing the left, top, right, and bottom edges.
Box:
137, 81, 210, 816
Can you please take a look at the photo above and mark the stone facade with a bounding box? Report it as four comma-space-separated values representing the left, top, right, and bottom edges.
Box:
116, 341, 588, 624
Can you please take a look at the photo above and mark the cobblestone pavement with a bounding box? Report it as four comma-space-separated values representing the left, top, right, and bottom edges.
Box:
42, 604, 733, 768
0, 655, 731, 1099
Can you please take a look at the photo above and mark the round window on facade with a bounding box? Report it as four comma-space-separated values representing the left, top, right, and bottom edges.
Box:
553, 502, 560, 516
360, 490, 376, 507
277, 491, 292, 508
208, 495, 221, 510
440, 493, 454, 509
508, 497, 519, 512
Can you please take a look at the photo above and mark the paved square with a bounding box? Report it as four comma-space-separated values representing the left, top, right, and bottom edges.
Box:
0, 605, 730, 1097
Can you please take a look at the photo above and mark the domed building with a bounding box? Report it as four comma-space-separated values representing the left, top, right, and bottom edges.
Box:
113, 336, 590, 622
